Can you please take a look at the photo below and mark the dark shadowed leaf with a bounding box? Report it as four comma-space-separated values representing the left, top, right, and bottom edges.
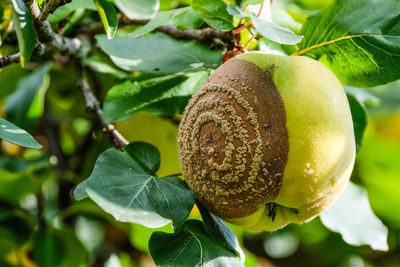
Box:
227, 5, 302, 45
0, 213, 33, 250
346, 94, 368, 151
33, 230, 65, 267
32, 229, 87, 267
113, 0, 159, 20
9, 0, 36, 66
5, 64, 50, 131
345, 87, 380, 150
0, 155, 49, 173
149, 220, 244, 266
74, 146, 195, 228
197, 202, 245, 262
296, 0, 400, 87
129, 7, 203, 38
192, 0, 233, 31
0, 118, 42, 149
94, 0, 118, 39
123, 142, 160, 174
96, 33, 221, 74
102, 71, 208, 122
320, 182, 388, 251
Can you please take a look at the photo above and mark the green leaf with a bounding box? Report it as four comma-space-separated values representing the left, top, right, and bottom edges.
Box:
346, 94, 367, 151
0, 213, 33, 250
197, 202, 245, 262
344, 87, 380, 150
0, 118, 42, 149
94, 0, 118, 39
102, 71, 209, 122
0, 155, 49, 173
113, 0, 159, 20
357, 135, 400, 228
48, 0, 97, 23
82, 57, 129, 79
123, 142, 161, 174
296, 0, 400, 87
74, 146, 195, 228
32, 229, 87, 267
130, 223, 174, 252
345, 86, 381, 107
33, 230, 66, 267
5, 64, 50, 131
96, 33, 222, 74
149, 220, 244, 267
320, 182, 389, 251
0, 64, 29, 99
0, 172, 35, 204
9, 0, 36, 66
227, 5, 303, 45
192, 0, 234, 31
60, 8, 87, 35
129, 7, 203, 38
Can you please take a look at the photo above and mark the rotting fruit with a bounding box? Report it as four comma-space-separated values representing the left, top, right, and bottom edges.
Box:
177, 52, 356, 231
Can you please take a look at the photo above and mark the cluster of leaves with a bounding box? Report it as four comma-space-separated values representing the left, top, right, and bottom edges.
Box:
0, 0, 400, 266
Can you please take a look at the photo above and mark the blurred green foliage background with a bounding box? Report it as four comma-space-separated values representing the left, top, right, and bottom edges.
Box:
0, 0, 400, 266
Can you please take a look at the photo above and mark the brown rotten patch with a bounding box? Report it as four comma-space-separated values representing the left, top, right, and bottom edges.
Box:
178, 59, 289, 218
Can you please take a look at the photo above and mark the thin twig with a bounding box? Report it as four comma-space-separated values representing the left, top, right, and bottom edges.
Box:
0, 43, 45, 69
0, 52, 20, 68
79, 72, 129, 149
24, 0, 84, 56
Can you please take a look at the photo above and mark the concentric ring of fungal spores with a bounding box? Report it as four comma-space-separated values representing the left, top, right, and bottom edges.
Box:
178, 59, 289, 218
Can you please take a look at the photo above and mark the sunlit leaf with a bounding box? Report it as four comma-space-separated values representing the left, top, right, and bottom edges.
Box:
0, 118, 42, 149
227, 4, 303, 45
192, 0, 233, 31
9, 0, 36, 66
296, 0, 400, 87
320, 182, 389, 251
94, 0, 118, 39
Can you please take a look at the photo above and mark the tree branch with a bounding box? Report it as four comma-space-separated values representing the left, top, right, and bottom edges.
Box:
157, 25, 232, 44
0, 52, 20, 68
79, 73, 129, 149
24, 0, 85, 56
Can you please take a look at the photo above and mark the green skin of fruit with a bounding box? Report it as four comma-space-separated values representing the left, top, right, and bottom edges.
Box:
222, 53, 356, 231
